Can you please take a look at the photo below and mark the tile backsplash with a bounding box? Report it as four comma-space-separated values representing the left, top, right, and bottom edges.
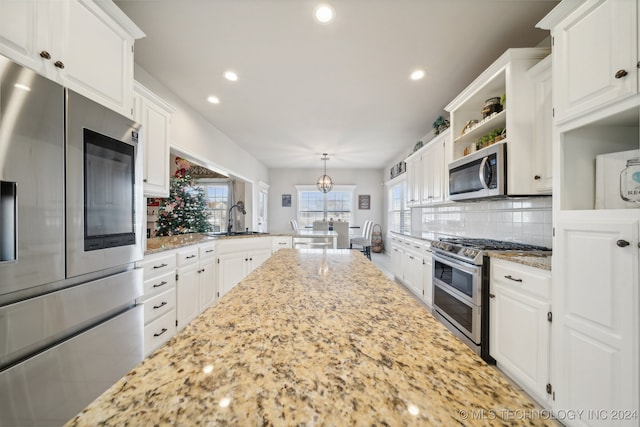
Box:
415, 197, 553, 248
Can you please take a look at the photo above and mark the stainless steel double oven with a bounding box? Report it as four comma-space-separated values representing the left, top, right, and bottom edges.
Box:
0, 54, 144, 426
431, 237, 550, 363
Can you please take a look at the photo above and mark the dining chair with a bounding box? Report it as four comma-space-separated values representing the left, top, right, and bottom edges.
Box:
350, 220, 374, 260
289, 219, 299, 232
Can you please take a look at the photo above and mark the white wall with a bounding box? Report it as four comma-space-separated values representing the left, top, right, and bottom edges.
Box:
268, 168, 385, 234
134, 64, 269, 229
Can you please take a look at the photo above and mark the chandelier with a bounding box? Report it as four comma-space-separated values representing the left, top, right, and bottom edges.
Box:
316, 153, 333, 193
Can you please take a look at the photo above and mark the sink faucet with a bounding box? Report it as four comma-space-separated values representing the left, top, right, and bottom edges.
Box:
227, 201, 246, 234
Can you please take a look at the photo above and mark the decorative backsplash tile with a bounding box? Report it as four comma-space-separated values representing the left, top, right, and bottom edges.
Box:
418, 197, 552, 248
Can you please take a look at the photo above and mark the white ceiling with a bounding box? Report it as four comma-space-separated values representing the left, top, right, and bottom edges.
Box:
115, 0, 558, 169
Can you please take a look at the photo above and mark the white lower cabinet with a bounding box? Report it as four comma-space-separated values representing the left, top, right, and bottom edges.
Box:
272, 236, 292, 253
390, 238, 404, 279
176, 259, 199, 331
490, 258, 551, 407
136, 252, 177, 356
403, 249, 424, 298
198, 243, 217, 311
217, 237, 272, 298
422, 248, 433, 308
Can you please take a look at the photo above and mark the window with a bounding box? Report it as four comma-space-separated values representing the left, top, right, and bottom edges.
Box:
295, 185, 355, 228
388, 179, 410, 233
200, 181, 228, 232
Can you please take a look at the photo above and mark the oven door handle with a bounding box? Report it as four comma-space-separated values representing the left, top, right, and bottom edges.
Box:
432, 253, 482, 276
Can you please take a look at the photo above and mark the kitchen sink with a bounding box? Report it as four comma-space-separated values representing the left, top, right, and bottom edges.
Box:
207, 231, 269, 237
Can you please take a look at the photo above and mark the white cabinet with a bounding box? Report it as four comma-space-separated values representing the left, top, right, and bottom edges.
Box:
528, 55, 553, 193
133, 82, 175, 197
390, 236, 404, 280
540, 0, 638, 124
422, 248, 433, 308
217, 237, 272, 298
198, 242, 217, 311
136, 252, 177, 356
271, 236, 293, 253
405, 129, 448, 206
403, 249, 423, 298
490, 259, 551, 406
445, 48, 550, 196
175, 247, 200, 330
553, 214, 639, 424
0, 0, 144, 117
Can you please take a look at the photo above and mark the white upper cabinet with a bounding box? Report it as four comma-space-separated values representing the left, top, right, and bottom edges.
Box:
405, 129, 449, 206
528, 55, 553, 193
133, 82, 175, 197
540, 0, 638, 124
445, 48, 551, 196
0, 0, 144, 117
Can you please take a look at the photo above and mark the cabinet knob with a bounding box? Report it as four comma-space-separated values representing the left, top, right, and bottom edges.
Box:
534, 175, 541, 180
39, 51, 51, 60
614, 69, 628, 79
616, 239, 630, 247
489, 293, 495, 299
143, 178, 148, 183
54, 60, 65, 69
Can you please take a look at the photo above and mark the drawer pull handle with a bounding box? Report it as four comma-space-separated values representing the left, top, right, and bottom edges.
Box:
505, 275, 523, 282
154, 328, 168, 337
205, 249, 215, 253
414, 245, 421, 249
153, 281, 168, 288
614, 69, 628, 79
198, 268, 205, 273
153, 301, 167, 309
616, 239, 630, 247
39, 50, 51, 60
153, 263, 168, 269
185, 255, 196, 259
489, 293, 495, 298
279, 242, 287, 245
534, 175, 541, 180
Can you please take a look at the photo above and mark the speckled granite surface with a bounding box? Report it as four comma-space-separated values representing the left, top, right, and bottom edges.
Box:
66, 249, 554, 426
488, 252, 552, 271
145, 232, 274, 254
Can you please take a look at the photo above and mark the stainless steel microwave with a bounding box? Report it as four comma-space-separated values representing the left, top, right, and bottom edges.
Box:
448, 143, 506, 201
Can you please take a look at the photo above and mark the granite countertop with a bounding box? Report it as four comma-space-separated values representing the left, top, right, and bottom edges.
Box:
145, 232, 276, 255
67, 249, 554, 426
488, 251, 552, 271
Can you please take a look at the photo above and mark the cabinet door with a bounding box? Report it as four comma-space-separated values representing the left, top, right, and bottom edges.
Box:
490, 282, 550, 405
248, 249, 271, 275
390, 245, 403, 280
217, 252, 246, 298
553, 217, 639, 423
176, 264, 199, 330
406, 157, 420, 205
553, 0, 637, 123
0, 0, 46, 73
56, 0, 135, 116
429, 141, 444, 203
403, 251, 423, 298
198, 257, 216, 311
529, 56, 553, 193
137, 87, 172, 197
422, 251, 433, 308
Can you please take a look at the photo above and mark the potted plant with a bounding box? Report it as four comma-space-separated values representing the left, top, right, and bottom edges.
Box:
432, 116, 450, 135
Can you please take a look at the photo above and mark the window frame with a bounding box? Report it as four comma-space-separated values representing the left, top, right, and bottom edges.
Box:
294, 184, 356, 228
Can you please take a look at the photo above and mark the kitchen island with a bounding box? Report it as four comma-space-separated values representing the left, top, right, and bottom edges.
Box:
66, 249, 554, 426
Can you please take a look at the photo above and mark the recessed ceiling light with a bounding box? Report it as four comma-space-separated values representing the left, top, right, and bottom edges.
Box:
314, 4, 335, 24
224, 71, 238, 82
207, 95, 220, 104
410, 70, 425, 80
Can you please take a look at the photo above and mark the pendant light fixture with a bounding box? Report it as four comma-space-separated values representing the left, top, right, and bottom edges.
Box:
316, 153, 333, 193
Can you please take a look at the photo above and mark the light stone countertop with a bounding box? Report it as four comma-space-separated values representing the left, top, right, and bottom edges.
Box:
488, 251, 552, 271
145, 232, 278, 255
66, 249, 554, 426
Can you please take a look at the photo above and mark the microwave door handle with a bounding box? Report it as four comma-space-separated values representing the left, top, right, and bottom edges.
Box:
478, 157, 490, 189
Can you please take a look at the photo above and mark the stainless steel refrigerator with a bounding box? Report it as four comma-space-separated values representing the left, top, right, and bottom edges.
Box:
0, 54, 144, 426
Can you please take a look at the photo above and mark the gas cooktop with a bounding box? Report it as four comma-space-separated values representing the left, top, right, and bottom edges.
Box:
431, 237, 551, 265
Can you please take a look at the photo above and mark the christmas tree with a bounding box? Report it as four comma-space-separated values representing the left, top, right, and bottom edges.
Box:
156, 158, 211, 236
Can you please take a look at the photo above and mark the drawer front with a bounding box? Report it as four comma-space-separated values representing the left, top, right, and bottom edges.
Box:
272, 236, 292, 250
199, 243, 217, 261
491, 259, 551, 300
144, 309, 176, 356
142, 270, 176, 297
138, 253, 176, 281
142, 288, 176, 324
176, 248, 199, 267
